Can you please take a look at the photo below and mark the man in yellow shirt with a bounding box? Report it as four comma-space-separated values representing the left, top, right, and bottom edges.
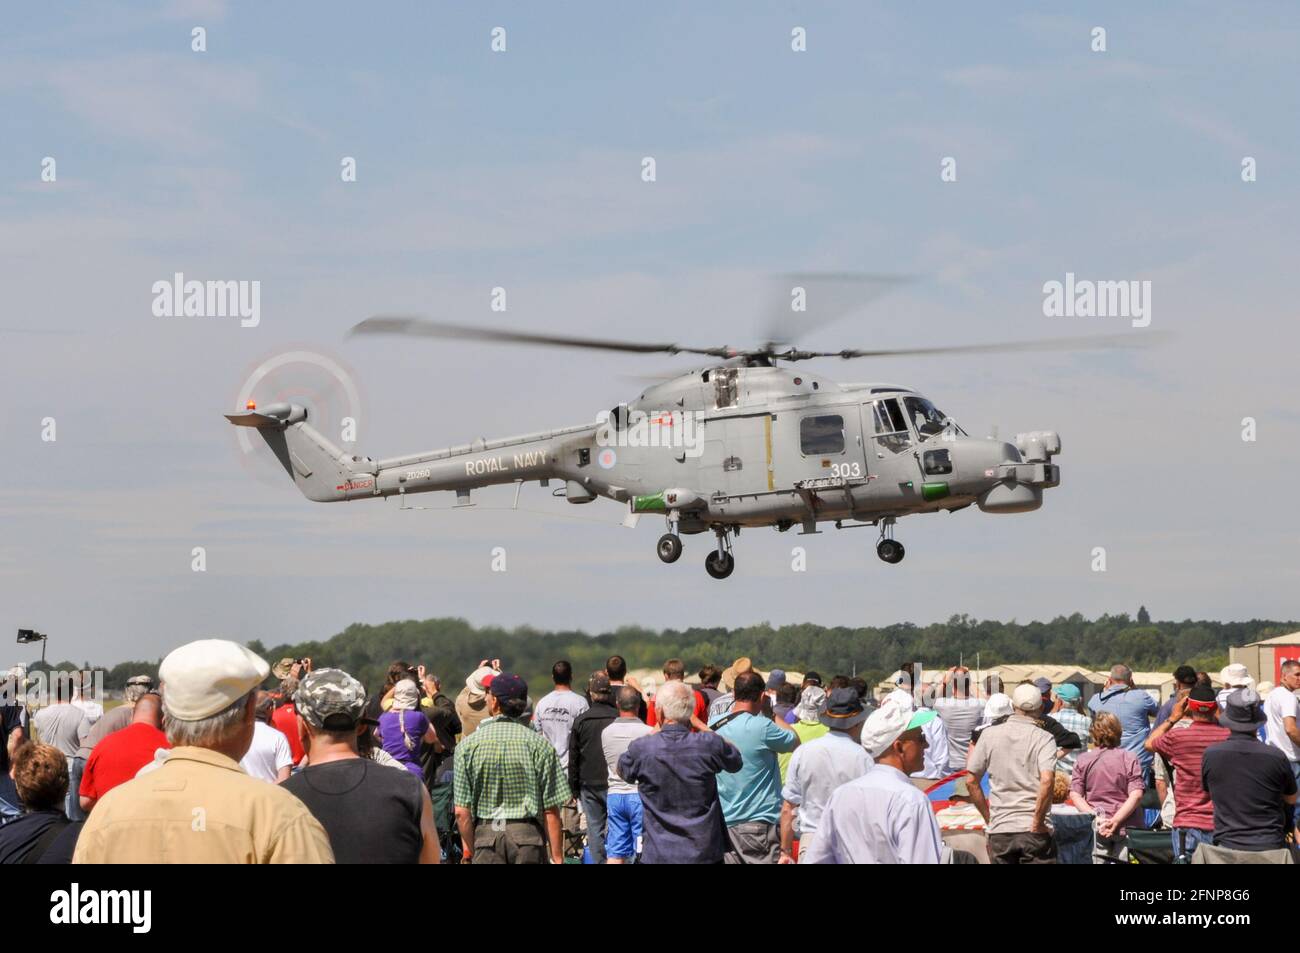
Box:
73, 639, 334, 864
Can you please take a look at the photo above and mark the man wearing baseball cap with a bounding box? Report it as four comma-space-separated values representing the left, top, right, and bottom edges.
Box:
283, 668, 440, 863
779, 687, 873, 863
72, 639, 334, 864
1048, 682, 1091, 774
1145, 682, 1229, 861
1201, 687, 1298, 855
453, 672, 570, 864
965, 683, 1060, 863
801, 703, 942, 864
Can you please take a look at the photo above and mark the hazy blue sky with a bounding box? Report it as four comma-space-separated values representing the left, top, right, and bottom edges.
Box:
3, 1, 1298, 665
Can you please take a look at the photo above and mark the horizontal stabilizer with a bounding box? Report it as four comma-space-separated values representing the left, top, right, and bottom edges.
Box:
224, 410, 283, 428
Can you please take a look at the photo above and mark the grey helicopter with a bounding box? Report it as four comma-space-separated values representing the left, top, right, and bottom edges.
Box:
226, 313, 1143, 579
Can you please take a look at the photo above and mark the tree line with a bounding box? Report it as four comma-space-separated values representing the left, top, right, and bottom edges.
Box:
36, 613, 1298, 697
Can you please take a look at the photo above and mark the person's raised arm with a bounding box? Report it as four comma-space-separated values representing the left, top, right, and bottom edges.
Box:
1147, 696, 1189, 752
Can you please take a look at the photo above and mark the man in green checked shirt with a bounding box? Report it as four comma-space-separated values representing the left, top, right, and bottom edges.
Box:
454, 672, 571, 864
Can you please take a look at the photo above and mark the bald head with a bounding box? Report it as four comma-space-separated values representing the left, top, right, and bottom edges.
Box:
132, 692, 163, 729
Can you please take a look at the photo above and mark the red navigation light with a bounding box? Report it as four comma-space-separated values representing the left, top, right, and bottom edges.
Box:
246, 400, 257, 410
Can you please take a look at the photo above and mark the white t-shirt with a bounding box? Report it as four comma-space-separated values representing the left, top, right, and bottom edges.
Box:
240, 720, 294, 782
1264, 687, 1300, 762
531, 689, 589, 769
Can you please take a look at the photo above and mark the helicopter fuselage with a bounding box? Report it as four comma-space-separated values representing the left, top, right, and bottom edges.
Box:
227, 362, 1061, 575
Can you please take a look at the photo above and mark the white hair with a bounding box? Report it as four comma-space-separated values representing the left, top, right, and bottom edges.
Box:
657, 680, 695, 723
163, 690, 253, 748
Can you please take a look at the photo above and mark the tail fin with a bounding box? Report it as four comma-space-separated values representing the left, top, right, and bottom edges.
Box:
225, 403, 375, 501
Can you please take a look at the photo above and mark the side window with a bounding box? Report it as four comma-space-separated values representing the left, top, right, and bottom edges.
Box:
871, 399, 911, 454
800, 414, 845, 455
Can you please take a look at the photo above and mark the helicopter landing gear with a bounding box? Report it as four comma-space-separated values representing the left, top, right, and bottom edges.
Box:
704, 526, 735, 579
877, 539, 905, 564
705, 551, 735, 579
656, 533, 683, 563
876, 518, 905, 564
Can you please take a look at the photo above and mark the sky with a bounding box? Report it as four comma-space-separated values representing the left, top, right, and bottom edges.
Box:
2, 1, 1298, 665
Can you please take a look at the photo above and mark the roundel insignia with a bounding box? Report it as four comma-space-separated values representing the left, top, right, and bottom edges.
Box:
597, 448, 618, 469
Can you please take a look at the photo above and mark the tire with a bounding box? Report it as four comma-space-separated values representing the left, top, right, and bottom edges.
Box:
704, 550, 735, 579
877, 539, 906, 564
657, 533, 683, 563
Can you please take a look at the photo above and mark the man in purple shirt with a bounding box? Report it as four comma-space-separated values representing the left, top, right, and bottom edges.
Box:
617, 681, 742, 864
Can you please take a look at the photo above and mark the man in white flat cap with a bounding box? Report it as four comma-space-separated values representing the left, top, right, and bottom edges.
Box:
801, 703, 943, 864
72, 639, 334, 864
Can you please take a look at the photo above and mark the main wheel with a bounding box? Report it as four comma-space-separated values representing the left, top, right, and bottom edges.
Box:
704, 550, 735, 579
656, 533, 683, 563
877, 539, 906, 564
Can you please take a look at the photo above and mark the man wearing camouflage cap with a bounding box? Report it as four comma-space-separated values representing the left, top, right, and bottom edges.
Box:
283, 668, 440, 863
73, 639, 334, 864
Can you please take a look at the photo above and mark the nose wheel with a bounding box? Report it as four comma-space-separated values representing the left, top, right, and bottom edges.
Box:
656, 533, 683, 563
877, 518, 905, 564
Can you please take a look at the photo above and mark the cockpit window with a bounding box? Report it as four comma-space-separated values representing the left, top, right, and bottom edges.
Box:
800, 414, 845, 455
871, 398, 911, 454
903, 396, 951, 440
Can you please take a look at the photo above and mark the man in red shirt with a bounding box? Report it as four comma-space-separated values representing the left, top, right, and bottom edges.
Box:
270, 696, 306, 765
269, 662, 311, 765
79, 693, 170, 813
1146, 683, 1231, 862
646, 658, 709, 731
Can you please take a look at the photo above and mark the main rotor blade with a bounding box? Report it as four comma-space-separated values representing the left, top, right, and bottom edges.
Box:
788, 331, 1167, 361
350, 316, 734, 358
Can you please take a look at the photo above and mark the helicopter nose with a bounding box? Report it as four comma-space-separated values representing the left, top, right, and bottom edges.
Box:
976, 431, 1061, 513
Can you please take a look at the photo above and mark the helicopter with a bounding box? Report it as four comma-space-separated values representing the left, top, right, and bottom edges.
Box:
226, 314, 1143, 579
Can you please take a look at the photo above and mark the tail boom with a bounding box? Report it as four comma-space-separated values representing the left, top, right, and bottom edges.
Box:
227, 403, 595, 503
